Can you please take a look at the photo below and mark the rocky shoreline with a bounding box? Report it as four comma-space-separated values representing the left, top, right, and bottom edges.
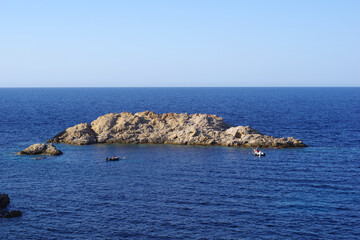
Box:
46, 111, 306, 148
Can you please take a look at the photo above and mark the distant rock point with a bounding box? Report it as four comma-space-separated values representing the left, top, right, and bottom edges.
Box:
47, 111, 307, 148
18, 143, 63, 156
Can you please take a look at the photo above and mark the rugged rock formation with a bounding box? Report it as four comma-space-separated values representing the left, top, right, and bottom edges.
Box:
50, 123, 97, 145
18, 143, 63, 156
48, 111, 307, 148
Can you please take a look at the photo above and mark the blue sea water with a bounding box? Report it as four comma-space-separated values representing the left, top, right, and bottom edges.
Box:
0, 87, 359, 239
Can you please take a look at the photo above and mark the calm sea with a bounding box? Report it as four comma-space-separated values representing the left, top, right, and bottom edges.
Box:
0, 88, 359, 239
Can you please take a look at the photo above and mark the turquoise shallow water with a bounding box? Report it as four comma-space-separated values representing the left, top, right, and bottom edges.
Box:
0, 88, 359, 239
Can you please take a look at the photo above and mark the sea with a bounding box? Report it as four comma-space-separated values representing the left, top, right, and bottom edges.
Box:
0, 87, 359, 239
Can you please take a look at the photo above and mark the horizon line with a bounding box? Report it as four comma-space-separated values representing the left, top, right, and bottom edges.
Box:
1, 86, 360, 88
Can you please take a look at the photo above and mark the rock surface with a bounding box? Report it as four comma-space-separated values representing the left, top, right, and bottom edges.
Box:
0, 210, 22, 218
18, 143, 63, 156
50, 123, 97, 145
0, 194, 10, 209
0, 194, 22, 218
48, 111, 307, 148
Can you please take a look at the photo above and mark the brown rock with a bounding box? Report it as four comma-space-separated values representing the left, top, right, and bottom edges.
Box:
18, 143, 63, 156
48, 123, 97, 145
48, 111, 307, 148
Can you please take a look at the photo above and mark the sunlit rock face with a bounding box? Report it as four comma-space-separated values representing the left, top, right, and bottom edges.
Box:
48, 111, 307, 148
18, 143, 63, 156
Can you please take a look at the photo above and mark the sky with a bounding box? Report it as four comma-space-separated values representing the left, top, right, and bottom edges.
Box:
0, 0, 359, 87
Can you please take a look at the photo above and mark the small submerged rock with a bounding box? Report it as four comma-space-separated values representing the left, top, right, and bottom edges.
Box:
0, 194, 10, 209
0, 210, 22, 218
0, 194, 22, 218
17, 143, 63, 156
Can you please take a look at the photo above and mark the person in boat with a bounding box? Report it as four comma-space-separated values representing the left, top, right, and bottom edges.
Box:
112, 155, 116, 159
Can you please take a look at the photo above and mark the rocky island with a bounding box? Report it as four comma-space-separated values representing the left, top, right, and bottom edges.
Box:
47, 111, 306, 148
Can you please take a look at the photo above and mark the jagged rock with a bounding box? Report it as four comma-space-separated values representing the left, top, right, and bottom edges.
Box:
17, 143, 63, 156
0, 210, 22, 218
49, 123, 97, 145
225, 126, 260, 138
0, 194, 10, 209
48, 111, 307, 148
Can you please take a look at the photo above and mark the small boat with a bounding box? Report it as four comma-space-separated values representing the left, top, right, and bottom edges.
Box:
106, 157, 120, 161
34, 156, 46, 160
253, 149, 266, 157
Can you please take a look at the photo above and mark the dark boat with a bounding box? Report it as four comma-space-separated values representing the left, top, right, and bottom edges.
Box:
106, 157, 120, 161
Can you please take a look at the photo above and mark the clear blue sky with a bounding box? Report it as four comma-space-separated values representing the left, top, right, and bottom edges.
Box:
0, 0, 359, 87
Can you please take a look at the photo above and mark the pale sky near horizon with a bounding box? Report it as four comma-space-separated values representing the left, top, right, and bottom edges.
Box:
0, 0, 359, 87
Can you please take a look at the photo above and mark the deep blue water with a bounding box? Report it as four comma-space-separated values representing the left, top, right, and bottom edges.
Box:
0, 88, 359, 239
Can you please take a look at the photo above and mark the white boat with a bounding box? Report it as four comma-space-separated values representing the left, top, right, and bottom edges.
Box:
253, 149, 265, 157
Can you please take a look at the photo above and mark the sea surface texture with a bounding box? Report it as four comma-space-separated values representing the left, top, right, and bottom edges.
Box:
0, 88, 359, 239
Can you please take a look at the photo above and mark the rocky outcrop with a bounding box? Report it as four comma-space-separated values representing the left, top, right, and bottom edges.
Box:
48, 111, 307, 148
50, 123, 97, 145
18, 143, 63, 156
0, 194, 10, 209
0, 194, 22, 218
